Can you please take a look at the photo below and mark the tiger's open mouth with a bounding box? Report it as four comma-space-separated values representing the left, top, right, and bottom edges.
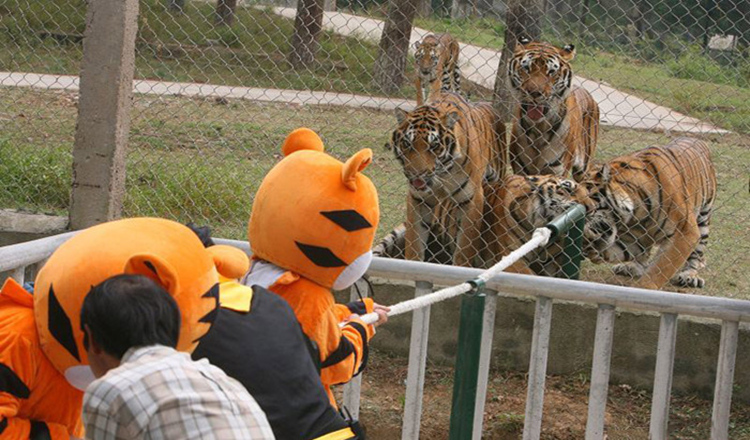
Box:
409, 177, 429, 191
522, 102, 549, 121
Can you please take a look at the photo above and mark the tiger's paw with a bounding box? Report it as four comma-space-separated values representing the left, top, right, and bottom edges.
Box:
671, 271, 705, 289
613, 262, 645, 279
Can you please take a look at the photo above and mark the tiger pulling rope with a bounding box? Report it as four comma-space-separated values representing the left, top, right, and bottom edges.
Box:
356, 226, 553, 326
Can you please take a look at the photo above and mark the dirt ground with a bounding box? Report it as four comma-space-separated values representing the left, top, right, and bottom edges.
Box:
347, 350, 750, 439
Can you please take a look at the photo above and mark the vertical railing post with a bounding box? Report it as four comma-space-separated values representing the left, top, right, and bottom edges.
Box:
711, 320, 739, 440
449, 291, 487, 440
11, 266, 25, 285
585, 304, 616, 439
472, 289, 498, 439
343, 278, 370, 418
401, 280, 433, 440
523, 296, 553, 440
560, 211, 585, 280
649, 313, 679, 440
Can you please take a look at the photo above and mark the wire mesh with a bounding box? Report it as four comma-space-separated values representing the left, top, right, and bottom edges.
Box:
0, 0, 747, 297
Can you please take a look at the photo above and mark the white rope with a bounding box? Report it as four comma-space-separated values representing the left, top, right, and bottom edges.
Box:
357, 227, 552, 325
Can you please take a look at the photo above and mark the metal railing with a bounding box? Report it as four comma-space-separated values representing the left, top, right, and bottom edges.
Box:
1, 230, 748, 438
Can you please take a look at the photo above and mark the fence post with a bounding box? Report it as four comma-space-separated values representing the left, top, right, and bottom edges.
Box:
70, 0, 139, 230
449, 291, 486, 440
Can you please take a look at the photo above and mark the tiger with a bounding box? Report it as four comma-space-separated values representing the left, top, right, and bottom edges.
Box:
573, 137, 717, 290
386, 91, 507, 267
414, 33, 462, 106
483, 174, 589, 276
507, 37, 599, 182
373, 174, 586, 276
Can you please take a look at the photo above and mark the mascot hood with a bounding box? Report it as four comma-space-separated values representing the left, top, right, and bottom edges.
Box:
34, 217, 244, 390
248, 128, 380, 290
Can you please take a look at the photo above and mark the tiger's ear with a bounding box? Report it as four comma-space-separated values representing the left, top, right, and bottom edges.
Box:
560, 44, 576, 61
443, 111, 460, 130
395, 107, 408, 124
207, 245, 249, 280
515, 36, 531, 54
123, 254, 180, 295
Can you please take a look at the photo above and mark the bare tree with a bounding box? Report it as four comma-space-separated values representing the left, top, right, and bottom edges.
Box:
215, 0, 238, 26
290, 0, 325, 68
492, 0, 543, 122
373, 0, 419, 94
417, 0, 433, 18
167, 0, 185, 13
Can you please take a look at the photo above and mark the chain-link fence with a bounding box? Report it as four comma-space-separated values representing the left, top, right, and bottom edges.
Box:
0, 0, 748, 297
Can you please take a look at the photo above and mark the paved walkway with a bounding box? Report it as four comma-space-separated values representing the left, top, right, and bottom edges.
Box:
0, 7, 727, 134
267, 7, 727, 134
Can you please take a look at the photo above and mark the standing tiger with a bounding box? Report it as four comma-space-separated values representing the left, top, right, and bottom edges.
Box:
386, 91, 506, 267
575, 137, 717, 290
414, 33, 462, 106
507, 37, 599, 182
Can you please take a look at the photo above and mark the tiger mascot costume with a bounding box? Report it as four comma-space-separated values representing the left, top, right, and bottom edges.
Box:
507, 37, 599, 182
414, 33, 462, 106
0, 218, 233, 439
387, 91, 506, 267
574, 137, 717, 290
243, 127, 383, 419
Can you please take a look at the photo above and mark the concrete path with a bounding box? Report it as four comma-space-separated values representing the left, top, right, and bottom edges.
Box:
267, 7, 727, 134
0, 7, 727, 134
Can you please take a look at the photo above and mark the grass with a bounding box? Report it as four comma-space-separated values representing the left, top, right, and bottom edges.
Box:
0, 86, 748, 299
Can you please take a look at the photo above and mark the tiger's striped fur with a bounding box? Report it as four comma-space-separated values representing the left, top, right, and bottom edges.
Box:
575, 137, 717, 290
507, 39, 599, 182
484, 174, 588, 276
387, 91, 506, 267
414, 33, 462, 106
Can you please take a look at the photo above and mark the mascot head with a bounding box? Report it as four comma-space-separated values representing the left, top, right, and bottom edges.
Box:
34, 217, 245, 390
249, 128, 380, 290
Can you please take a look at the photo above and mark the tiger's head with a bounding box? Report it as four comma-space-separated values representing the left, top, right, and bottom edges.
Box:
508, 37, 576, 121
387, 105, 462, 193
413, 34, 441, 81
575, 163, 640, 264
495, 174, 586, 231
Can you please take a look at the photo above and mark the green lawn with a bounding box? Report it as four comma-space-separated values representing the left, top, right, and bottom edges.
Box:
0, 86, 747, 299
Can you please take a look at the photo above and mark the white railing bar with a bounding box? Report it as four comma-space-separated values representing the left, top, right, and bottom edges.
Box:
363, 256, 750, 323
585, 304, 616, 440
649, 313, 678, 440
0, 231, 78, 273
523, 296, 553, 440
401, 280, 432, 440
342, 278, 370, 418
211, 241, 750, 323
710, 320, 739, 440
11, 266, 25, 285
473, 290, 498, 440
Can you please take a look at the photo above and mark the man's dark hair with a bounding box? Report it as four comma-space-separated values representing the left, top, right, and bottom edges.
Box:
81, 274, 181, 359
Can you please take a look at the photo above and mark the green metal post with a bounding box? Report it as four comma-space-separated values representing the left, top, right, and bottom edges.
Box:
448, 292, 486, 440
545, 204, 586, 280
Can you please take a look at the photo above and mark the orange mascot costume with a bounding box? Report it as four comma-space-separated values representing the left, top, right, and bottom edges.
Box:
0, 217, 243, 439
244, 127, 380, 407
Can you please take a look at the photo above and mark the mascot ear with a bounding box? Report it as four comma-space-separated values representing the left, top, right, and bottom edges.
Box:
342, 148, 373, 191
207, 245, 250, 280
282, 127, 325, 157
123, 254, 181, 295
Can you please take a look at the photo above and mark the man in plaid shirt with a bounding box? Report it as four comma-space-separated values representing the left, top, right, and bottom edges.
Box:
80, 274, 275, 440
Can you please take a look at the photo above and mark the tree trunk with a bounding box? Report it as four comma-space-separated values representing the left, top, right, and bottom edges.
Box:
290, 0, 325, 68
417, 0, 433, 18
324, 0, 337, 12
492, 0, 543, 122
579, 0, 591, 35
167, 0, 185, 13
215, 0, 238, 26
701, 0, 717, 52
373, 0, 419, 94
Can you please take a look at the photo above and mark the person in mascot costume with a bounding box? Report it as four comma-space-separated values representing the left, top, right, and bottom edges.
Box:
243, 127, 388, 410
0, 217, 240, 439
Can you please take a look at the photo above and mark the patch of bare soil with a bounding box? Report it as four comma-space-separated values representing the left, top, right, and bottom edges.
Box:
348, 350, 750, 439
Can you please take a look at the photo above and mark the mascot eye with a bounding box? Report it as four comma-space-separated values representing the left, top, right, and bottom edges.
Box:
321, 210, 372, 232
48, 284, 81, 362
